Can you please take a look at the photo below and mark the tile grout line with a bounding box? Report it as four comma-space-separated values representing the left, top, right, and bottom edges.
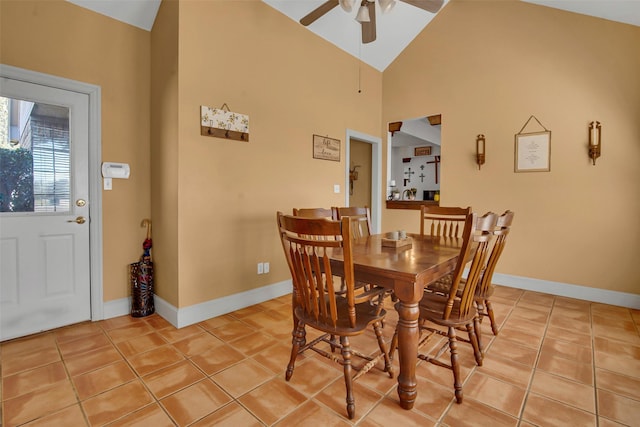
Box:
102, 317, 181, 426
54, 329, 94, 426
500, 288, 536, 426
435, 289, 524, 425
590, 302, 601, 427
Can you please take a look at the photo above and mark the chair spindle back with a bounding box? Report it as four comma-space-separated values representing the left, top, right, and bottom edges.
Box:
443, 212, 498, 320
335, 206, 372, 240
476, 210, 515, 298
420, 205, 472, 238
277, 212, 356, 328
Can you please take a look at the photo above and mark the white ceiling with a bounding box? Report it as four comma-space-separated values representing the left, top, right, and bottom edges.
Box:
66, 0, 161, 31
67, 0, 640, 71
263, 0, 449, 71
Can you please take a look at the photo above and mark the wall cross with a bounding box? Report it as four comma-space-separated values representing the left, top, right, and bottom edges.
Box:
404, 167, 415, 183
426, 156, 441, 184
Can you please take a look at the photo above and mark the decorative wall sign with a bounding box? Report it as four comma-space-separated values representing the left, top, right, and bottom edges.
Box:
312, 135, 340, 161
414, 146, 432, 156
515, 131, 551, 172
200, 104, 249, 142
515, 115, 551, 172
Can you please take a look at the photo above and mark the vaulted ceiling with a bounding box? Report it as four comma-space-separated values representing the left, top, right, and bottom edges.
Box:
67, 0, 640, 71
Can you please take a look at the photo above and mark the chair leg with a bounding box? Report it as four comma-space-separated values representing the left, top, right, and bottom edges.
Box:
475, 300, 485, 323
486, 299, 499, 335
388, 328, 398, 366
467, 321, 483, 366
473, 314, 485, 357
448, 326, 463, 404
286, 320, 305, 381
291, 294, 306, 347
373, 321, 394, 378
340, 336, 355, 420
330, 334, 337, 353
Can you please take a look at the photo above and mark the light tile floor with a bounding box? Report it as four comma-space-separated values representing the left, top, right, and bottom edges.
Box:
2, 286, 640, 426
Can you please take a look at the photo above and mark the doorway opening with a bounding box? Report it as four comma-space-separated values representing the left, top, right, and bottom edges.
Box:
345, 129, 381, 233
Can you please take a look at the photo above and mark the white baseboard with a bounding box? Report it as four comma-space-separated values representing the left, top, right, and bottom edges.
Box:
100, 275, 639, 326
102, 296, 131, 319
101, 280, 293, 328
492, 273, 640, 309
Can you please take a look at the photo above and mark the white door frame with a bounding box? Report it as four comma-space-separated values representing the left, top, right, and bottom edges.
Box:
0, 64, 104, 321
344, 129, 382, 233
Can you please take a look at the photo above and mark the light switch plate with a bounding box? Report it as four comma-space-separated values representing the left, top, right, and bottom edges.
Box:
333, 184, 340, 193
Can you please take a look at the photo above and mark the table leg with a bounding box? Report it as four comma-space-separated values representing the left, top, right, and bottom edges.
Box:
396, 300, 420, 409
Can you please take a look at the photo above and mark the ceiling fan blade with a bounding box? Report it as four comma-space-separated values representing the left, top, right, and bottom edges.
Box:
401, 0, 444, 13
300, 0, 339, 26
361, 1, 376, 44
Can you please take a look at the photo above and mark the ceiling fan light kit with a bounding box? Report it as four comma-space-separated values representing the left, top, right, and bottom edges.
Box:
299, 0, 444, 44
379, 0, 397, 13
339, 0, 356, 12
356, 2, 371, 22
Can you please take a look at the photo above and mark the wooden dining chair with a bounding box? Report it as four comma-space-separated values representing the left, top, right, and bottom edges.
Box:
389, 211, 498, 404
334, 206, 371, 239
277, 212, 393, 419
292, 207, 337, 220
420, 205, 472, 238
473, 210, 515, 336
426, 210, 515, 351
335, 205, 391, 310
294, 205, 384, 314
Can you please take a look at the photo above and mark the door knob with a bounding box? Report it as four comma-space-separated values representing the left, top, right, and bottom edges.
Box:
67, 216, 86, 224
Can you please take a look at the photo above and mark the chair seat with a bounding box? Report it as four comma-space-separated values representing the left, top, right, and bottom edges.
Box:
419, 289, 478, 328
427, 274, 453, 295
295, 298, 386, 336
427, 275, 496, 299
353, 284, 389, 304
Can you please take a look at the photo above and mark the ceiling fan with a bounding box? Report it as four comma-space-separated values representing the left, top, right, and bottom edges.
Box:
300, 0, 444, 44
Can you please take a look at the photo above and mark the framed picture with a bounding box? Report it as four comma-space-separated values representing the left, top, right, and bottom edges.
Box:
515, 131, 551, 172
312, 135, 340, 162
414, 146, 432, 156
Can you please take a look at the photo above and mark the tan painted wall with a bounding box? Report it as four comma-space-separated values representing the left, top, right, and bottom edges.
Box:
383, 0, 640, 293
3, 0, 637, 311
165, 2, 382, 307
150, 0, 180, 306
0, 0, 152, 301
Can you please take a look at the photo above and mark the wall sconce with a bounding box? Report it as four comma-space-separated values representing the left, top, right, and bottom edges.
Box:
589, 121, 601, 165
476, 134, 486, 170
349, 165, 360, 195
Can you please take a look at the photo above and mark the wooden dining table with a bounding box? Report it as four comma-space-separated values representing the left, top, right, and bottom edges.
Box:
330, 233, 463, 410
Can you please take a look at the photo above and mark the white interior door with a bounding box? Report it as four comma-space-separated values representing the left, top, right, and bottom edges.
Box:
0, 77, 91, 341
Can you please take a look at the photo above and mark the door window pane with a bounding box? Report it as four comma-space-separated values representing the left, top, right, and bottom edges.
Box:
0, 97, 70, 213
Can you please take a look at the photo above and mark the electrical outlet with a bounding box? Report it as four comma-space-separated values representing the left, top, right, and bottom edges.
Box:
263, 262, 270, 274
257, 262, 264, 274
